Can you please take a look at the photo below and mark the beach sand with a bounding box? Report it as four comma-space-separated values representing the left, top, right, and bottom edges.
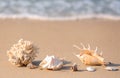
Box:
0, 19, 120, 78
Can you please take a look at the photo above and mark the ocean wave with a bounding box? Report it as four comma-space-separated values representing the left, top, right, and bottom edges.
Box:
0, 0, 120, 20
0, 14, 120, 21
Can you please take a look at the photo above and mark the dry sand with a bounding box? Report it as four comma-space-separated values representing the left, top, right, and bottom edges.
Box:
0, 19, 120, 78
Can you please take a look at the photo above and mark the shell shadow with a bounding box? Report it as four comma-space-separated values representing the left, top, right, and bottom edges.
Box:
106, 63, 120, 67
60, 60, 72, 71
62, 66, 71, 70
61, 66, 87, 72
63, 60, 71, 65
32, 60, 41, 66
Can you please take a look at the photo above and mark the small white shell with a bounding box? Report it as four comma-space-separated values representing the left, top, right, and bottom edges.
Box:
86, 67, 96, 72
39, 55, 64, 70
105, 67, 119, 71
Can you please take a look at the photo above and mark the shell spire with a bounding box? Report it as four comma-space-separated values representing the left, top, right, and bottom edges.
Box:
94, 47, 98, 54
73, 44, 81, 50
80, 43, 86, 50
87, 44, 90, 50
100, 51, 103, 56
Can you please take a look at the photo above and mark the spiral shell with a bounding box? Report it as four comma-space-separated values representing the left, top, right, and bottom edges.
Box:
73, 43, 105, 66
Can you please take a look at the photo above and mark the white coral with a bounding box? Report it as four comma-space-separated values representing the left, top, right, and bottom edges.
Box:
39, 55, 64, 70
7, 39, 38, 66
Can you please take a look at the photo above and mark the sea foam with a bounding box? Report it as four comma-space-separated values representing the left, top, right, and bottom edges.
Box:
0, 0, 120, 20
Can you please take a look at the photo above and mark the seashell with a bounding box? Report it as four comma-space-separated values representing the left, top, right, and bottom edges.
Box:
105, 67, 119, 71
39, 55, 64, 70
27, 63, 38, 69
86, 66, 96, 72
7, 39, 39, 67
71, 63, 78, 71
73, 43, 105, 66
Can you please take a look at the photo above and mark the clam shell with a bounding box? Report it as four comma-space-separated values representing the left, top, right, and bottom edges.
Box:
105, 67, 119, 71
86, 67, 96, 72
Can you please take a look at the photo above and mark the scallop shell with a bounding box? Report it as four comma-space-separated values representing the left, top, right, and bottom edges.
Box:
39, 55, 64, 70
73, 43, 105, 66
105, 67, 119, 71
86, 66, 96, 72
7, 39, 39, 66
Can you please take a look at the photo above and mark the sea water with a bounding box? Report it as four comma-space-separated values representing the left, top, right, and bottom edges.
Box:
0, 0, 120, 20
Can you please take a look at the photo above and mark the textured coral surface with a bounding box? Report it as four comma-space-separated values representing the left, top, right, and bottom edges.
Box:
7, 39, 38, 66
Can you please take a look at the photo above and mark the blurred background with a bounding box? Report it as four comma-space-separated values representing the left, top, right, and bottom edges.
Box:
0, 0, 120, 20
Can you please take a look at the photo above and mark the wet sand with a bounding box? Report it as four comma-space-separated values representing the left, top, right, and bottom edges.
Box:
0, 19, 120, 78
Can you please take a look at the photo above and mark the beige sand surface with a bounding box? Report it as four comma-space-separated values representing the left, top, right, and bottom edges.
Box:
0, 19, 120, 78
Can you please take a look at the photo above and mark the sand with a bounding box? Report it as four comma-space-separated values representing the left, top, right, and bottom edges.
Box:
0, 19, 120, 78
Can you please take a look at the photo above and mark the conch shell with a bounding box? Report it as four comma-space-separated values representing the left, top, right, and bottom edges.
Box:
7, 39, 38, 66
73, 43, 105, 66
39, 55, 64, 70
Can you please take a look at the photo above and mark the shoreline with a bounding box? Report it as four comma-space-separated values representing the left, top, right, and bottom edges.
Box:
0, 14, 120, 21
